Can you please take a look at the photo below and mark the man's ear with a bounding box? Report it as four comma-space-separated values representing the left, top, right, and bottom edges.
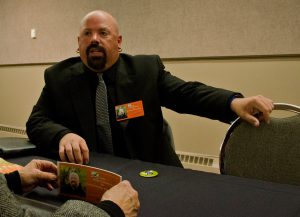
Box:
118, 35, 123, 49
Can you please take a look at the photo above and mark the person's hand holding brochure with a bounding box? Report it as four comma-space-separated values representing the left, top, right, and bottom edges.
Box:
58, 161, 122, 204
0, 158, 139, 216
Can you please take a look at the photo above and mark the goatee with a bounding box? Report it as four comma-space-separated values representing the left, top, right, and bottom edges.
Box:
86, 44, 107, 71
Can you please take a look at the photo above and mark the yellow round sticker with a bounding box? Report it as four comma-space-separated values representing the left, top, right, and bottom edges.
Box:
139, 170, 159, 178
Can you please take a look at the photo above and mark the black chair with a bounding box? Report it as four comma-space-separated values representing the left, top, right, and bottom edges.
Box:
220, 103, 300, 185
163, 118, 175, 150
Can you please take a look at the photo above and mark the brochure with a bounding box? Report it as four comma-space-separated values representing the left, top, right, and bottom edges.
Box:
58, 161, 122, 204
0, 157, 23, 174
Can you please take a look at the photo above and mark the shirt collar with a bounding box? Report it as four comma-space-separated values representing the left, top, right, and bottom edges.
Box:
83, 57, 120, 84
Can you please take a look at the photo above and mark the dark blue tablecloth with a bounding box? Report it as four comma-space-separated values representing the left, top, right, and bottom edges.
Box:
9, 152, 300, 217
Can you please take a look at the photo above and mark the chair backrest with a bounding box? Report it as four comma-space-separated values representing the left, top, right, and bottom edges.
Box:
220, 103, 300, 185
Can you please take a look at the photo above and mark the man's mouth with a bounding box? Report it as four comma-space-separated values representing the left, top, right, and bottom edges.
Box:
87, 45, 105, 58
89, 48, 103, 56
86, 44, 107, 70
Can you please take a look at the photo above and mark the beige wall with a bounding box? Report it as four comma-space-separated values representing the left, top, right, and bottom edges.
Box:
0, 57, 299, 156
2, 0, 300, 64
0, 64, 49, 127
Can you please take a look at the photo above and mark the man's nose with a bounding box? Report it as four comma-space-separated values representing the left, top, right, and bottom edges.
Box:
91, 33, 100, 42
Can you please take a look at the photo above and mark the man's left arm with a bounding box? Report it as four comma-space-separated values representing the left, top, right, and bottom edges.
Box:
156, 57, 241, 123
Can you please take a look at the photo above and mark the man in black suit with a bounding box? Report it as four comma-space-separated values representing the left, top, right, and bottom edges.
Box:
26, 10, 274, 167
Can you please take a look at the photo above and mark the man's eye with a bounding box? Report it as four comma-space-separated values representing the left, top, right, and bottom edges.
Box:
100, 31, 109, 36
83, 31, 91, 36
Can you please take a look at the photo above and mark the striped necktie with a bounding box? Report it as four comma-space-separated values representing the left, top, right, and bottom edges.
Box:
95, 73, 113, 154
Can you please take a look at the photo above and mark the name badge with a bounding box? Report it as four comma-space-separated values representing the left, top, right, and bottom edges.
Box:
115, 100, 144, 121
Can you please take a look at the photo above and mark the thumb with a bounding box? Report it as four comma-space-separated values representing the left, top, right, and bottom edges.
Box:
36, 170, 57, 184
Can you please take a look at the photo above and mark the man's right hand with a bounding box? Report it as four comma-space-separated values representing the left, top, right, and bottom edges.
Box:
59, 133, 89, 164
101, 180, 140, 217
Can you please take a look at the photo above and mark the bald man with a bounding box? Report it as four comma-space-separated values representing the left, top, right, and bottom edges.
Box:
26, 10, 273, 166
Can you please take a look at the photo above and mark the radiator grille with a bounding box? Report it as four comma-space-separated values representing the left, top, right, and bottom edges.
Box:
176, 151, 219, 173
0, 124, 27, 136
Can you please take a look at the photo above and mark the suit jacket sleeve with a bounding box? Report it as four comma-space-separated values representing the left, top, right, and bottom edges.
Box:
156, 56, 240, 123
26, 65, 74, 153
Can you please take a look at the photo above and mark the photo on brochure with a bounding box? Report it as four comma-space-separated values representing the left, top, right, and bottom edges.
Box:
58, 161, 122, 204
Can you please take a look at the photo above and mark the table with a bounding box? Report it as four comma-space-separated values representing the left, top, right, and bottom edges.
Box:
9, 152, 300, 217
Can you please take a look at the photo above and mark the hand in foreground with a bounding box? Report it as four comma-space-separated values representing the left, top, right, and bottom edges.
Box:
101, 180, 140, 217
59, 133, 89, 164
231, 95, 274, 127
18, 159, 57, 193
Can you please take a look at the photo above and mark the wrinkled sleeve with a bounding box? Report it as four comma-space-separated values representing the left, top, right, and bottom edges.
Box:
0, 174, 41, 217
53, 200, 112, 217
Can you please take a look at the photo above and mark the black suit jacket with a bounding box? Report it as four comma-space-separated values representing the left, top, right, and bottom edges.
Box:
26, 54, 238, 166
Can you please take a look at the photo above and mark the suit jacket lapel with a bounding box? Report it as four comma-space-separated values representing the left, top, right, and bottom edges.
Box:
67, 62, 97, 150
114, 58, 141, 157
114, 58, 138, 105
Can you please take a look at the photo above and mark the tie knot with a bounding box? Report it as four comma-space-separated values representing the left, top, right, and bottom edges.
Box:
97, 73, 104, 82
